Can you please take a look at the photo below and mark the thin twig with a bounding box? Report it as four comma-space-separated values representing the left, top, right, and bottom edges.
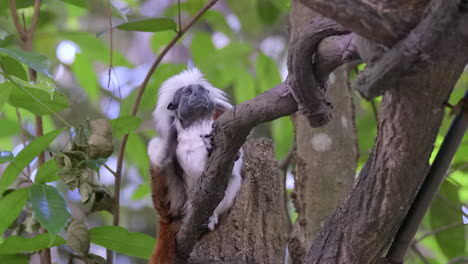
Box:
15, 108, 31, 175
414, 222, 466, 244
106, 0, 114, 89
447, 257, 468, 264
178, 0, 182, 32
11, 0, 51, 262
27, 0, 41, 45
103, 163, 117, 178
410, 244, 431, 264
111, 0, 218, 238
8, 0, 25, 38
105, 1, 115, 262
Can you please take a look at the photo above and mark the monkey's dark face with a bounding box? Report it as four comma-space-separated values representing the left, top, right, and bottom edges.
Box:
168, 84, 215, 128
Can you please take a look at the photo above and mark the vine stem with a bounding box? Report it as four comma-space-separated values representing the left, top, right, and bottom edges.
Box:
105, 0, 115, 262
9, 0, 51, 263
110, 0, 218, 262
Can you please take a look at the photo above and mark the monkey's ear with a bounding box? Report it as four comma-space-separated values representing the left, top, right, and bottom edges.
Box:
167, 103, 177, 110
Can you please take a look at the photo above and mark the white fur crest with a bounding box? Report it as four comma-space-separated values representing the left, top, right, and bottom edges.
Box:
153, 68, 232, 139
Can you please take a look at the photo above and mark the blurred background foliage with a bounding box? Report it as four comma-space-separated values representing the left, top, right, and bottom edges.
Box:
0, 0, 466, 263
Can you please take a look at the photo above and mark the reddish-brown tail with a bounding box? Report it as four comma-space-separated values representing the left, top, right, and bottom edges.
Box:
150, 165, 179, 264
150, 219, 178, 264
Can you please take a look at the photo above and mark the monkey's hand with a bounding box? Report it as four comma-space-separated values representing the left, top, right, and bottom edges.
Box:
201, 134, 214, 156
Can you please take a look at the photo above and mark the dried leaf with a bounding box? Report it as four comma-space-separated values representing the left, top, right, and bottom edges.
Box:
87, 119, 113, 159
66, 219, 90, 255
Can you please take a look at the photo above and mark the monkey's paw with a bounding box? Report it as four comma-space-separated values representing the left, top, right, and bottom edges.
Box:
201, 134, 214, 156
207, 214, 219, 231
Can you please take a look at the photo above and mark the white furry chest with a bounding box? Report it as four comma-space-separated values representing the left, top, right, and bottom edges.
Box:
175, 121, 212, 188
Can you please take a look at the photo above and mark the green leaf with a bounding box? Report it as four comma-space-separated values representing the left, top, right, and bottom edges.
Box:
84, 158, 106, 171
125, 133, 149, 181
203, 10, 232, 34
257, 0, 281, 24
61, 0, 89, 8
0, 234, 65, 254
89, 226, 156, 259
191, 32, 216, 69
71, 53, 99, 101
255, 53, 281, 93
0, 48, 51, 78
0, 151, 14, 163
233, 70, 256, 104
0, 56, 28, 81
0, 0, 34, 11
0, 254, 28, 264
0, 82, 13, 110
35, 159, 60, 184
151, 31, 177, 54
0, 188, 29, 235
64, 32, 131, 67
272, 117, 294, 159
5, 80, 69, 116
30, 184, 71, 239
0, 118, 21, 138
0, 128, 64, 194
116, 18, 177, 32
131, 184, 150, 200
429, 180, 466, 259
110, 116, 142, 138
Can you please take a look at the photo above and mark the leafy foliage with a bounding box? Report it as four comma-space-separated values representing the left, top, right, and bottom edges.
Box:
0, 0, 466, 263
0, 129, 63, 194
30, 184, 71, 240
89, 226, 156, 259
0, 188, 30, 237
0, 234, 65, 254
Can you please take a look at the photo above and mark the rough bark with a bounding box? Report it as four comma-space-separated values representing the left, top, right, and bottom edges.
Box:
288, 2, 358, 262
299, 0, 429, 46
189, 138, 288, 264
289, 66, 358, 263
175, 83, 297, 264
287, 17, 351, 127
302, 1, 468, 263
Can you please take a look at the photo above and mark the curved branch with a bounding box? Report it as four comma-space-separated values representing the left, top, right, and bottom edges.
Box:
287, 17, 357, 127
175, 24, 359, 263
113, 0, 219, 230
299, 0, 428, 46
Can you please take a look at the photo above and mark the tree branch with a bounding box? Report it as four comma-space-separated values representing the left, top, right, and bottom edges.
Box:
298, 0, 394, 45
175, 23, 358, 263
353, 0, 464, 99
112, 0, 218, 249
287, 17, 354, 127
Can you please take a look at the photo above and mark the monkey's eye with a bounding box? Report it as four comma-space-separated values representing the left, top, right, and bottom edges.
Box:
185, 88, 192, 95
199, 87, 205, 93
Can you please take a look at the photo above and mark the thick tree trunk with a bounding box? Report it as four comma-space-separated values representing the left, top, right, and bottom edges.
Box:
288, 1, 358, 263
302, 4, 468, 263
189, 138, 289, 264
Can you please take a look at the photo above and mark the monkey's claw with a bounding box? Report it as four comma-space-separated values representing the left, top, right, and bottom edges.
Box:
207, 214, 219, 231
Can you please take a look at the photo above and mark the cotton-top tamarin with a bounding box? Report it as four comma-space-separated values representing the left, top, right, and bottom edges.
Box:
147, 68, 243, 264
